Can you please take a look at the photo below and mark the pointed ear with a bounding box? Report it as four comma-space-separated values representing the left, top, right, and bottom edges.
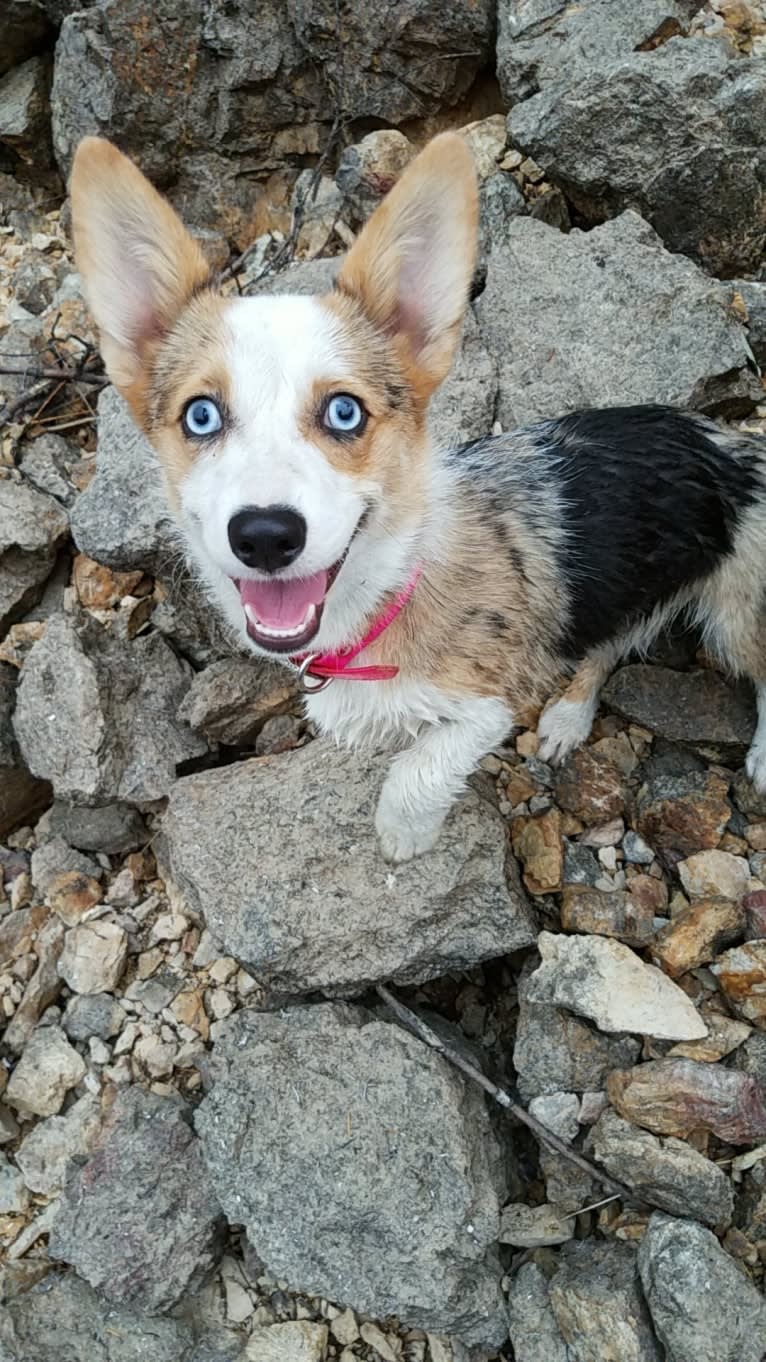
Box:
335, 132, 478, 400
70, 137, 211, 423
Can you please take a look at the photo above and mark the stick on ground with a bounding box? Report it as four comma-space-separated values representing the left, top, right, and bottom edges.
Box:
376, 982, 637, 1206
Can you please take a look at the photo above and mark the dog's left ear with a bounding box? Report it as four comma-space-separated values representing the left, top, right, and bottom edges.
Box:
335, 132, 478, 401
70, 137, 211, 424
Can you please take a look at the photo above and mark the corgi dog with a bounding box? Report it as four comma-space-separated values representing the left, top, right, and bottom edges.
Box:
71, 134, 766, 862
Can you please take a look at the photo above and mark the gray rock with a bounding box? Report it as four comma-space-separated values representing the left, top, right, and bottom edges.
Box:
732, 279, 766, 367
0, 55, 52, 167
638, 1212, 766, 1362
734, 1032, 766, 1088
0, 661, 51, 840
499, 1202, 573, 1248
0, 478, 68, 634
478, 213, 759, 430
430, 309, 499, 449
49, 1087, 225, 1313
478, 170, 527, 264
0, 1153, 29, 1215
10, 256, 58, 315
16, 1092, 101, 1195
252, 256, 339, 297
45, 799, 148, 854
30, 833, 101, 895
51, 0, 493, 191
163, 742, 536, 996
0, 2, 52, 80
178, 657, 297, 746
18, 433, 79, 505
197, 1004, 507, 1350
506, 1262, 570, 1362
151, 562, 240, 668
586, 1110, 734, 1229
550, 1240, 662, 1361
562, 840, 600, 886
510, 38, 766, 276
70, 386, 176, 573
124, 971, 182, 1015
14, 613, 206, 805
514, 961, 641, 1102
603, 665, 755, 754
623, 831, 655, 866
62, 991, 127, 1043
2, 1271, 194, 1362
497, 0, 696, 104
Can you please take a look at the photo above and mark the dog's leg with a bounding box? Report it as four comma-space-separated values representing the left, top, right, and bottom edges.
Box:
537, 651, 613, 766
746, 682, 766, 794
375, 696, 513, 862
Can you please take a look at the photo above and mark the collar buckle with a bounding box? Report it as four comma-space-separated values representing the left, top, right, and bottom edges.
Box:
296, 654, 334, 694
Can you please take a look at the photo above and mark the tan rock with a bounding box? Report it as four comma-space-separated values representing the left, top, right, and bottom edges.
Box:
560, 886, 654, 946
170, 987, 210, 1041
652, 897, 745, 977
527, 931, 707, 1040
58, 920, 127, 994
712, 940, 766, 1027
552, 749, 626, 827
245, 1321, 328, 1361
512, 809, 563, 894
607, 1058, 766, 1143
668, 1011, 751, 1062
47, 870, 102, 926
678, 849, 750, 900
6, 1025, 86, 1117
73, 553, 146, 609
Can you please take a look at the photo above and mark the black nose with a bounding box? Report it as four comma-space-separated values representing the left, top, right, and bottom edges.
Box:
228, 505, 307, 573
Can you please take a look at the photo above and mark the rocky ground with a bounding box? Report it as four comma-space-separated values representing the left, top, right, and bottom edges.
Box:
2, 2, 766, 1360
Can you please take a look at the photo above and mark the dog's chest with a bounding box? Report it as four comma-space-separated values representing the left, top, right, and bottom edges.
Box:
305, 674, 465, 748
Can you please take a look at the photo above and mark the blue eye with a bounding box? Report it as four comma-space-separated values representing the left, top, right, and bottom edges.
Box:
323, 393, 366, 436
183, 397, 223, 438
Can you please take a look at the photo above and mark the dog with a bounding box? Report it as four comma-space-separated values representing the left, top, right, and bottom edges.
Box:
70, 133, 766, 862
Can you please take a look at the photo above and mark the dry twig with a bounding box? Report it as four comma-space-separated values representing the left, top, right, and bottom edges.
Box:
376, 983, 637, 1205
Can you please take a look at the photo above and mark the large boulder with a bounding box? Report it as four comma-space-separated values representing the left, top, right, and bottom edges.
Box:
48, 1087, 225, 1312
497, 0, 698, 104
162, 742, 536, 996
195, 1004, 508, 1350
509, 37, 766, 276
51, 1, 494, 219
476, 212, 760, 429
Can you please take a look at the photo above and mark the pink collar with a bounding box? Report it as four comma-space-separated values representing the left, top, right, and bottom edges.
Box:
292, 564, 422, 692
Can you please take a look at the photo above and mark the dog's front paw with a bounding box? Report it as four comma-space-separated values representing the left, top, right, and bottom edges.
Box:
374, 793, 443, 863
537, 697, 594, 766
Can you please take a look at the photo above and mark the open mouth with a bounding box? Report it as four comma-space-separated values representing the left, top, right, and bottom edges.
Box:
234, 556, 345, 654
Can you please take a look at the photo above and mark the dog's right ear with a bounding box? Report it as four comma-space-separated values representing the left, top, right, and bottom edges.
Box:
70, 137, 211, 424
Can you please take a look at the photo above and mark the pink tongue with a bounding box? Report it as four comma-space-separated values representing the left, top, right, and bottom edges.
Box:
238, 571, 329, 629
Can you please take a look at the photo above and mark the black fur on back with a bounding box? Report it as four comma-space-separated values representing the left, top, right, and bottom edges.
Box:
545, 405, 762, 655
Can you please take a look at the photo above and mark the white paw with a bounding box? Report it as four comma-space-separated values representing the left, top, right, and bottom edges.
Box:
537, 697, 595, 766
374, 794, 443, 863
745, 741, 766, 794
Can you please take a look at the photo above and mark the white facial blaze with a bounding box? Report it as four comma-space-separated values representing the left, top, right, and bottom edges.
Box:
179, 295, 372, 583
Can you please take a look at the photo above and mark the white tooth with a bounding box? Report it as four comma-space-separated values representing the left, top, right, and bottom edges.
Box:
244, 603, 316, 638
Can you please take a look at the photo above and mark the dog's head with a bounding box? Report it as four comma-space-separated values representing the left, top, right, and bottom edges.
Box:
70, 134, 477, 654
